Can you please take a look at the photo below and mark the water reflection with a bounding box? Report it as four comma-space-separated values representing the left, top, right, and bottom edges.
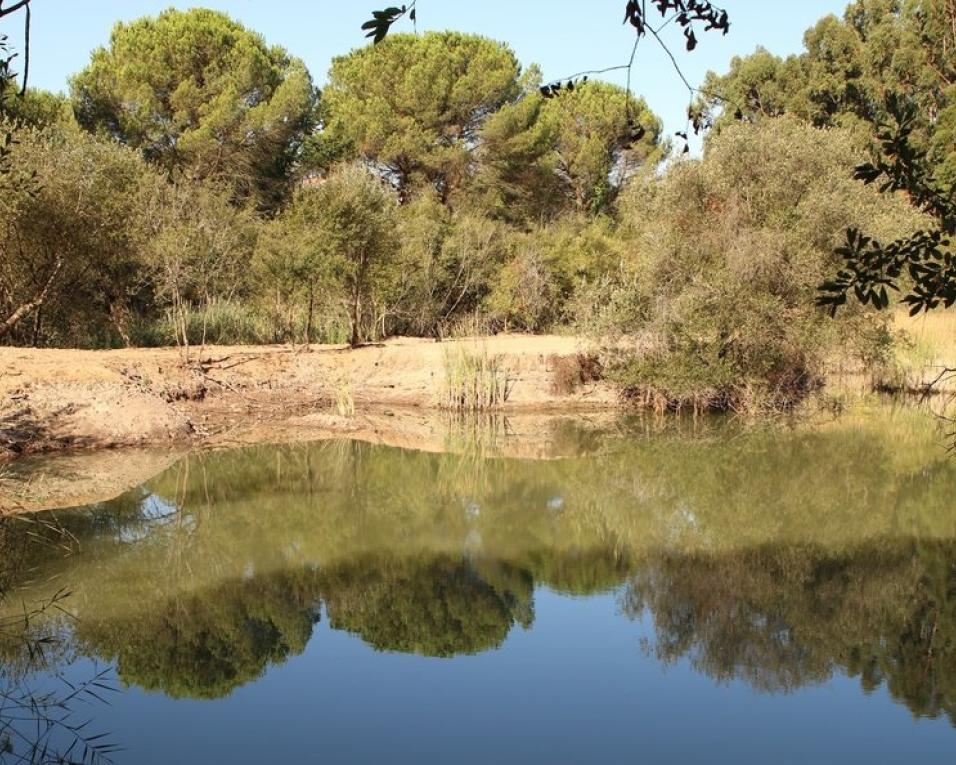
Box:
1, 403, 955, 732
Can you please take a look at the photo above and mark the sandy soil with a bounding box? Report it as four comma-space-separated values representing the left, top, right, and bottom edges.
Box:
0, 335, 619, 466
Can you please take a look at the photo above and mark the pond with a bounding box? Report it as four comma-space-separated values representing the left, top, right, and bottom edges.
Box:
2, 402, 956, 763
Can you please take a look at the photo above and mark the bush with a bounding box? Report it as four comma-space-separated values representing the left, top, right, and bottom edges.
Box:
595, 117, 928, 411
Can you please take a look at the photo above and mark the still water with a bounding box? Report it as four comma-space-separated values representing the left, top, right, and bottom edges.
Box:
2, 403, 956, 763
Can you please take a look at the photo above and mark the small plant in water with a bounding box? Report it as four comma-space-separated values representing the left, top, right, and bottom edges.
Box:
440, 347, 509, 411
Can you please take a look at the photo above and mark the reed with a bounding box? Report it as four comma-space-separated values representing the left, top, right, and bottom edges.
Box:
440, 347, 509, 411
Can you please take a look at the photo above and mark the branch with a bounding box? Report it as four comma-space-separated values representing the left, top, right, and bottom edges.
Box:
0, 254, 62, 338
0, 0, 30, 20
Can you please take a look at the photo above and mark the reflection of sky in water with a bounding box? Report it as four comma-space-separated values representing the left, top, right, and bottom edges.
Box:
117, 493, 184, 544
48, 588, 956, 765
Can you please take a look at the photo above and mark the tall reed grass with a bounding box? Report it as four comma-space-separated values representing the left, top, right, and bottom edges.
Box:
134, 299, 351, 347
440, 347, 509, 411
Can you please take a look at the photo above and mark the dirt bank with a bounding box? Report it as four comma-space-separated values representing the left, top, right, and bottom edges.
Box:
0, 335, 619, 462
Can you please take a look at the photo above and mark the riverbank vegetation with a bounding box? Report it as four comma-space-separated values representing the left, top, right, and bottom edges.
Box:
1, 2, 951, 412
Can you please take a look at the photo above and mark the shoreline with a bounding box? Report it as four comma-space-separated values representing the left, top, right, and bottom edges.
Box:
0, 335, 620, 463
0, 407, 637, 514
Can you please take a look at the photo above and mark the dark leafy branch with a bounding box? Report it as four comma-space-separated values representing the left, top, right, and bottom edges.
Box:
817, 96, 956, 316
543, 2, 734, 154
623, 0, 730, 50
361, 3, 416, 44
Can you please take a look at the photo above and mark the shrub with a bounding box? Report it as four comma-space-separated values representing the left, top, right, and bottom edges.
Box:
597, 117, 928, 411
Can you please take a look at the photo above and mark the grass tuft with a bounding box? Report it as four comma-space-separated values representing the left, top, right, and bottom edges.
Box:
440, 347, 510, 411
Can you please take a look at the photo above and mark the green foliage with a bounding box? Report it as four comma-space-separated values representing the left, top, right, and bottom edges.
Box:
70, 8, 318, 211
321, 32, 522, 200
143, 179, 258, 355
0, 123, 164, 346
2, 86, 73, 129
394, 204, 507, 337
696, 1, 956, 327
489, 214, 622, 332
699, 0, 956, 180
297, 165, 399, 346
540, 81, 663, 213
476, 81, 664, 218
599, 117, 926, 410
255, 184, 339, 344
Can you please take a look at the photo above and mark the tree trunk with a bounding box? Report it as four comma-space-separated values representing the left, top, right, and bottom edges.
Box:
305, 282, 315, 346
108, 300, 133, 348
0, 256, 62, 340
350, 287, 361, 348
174, 291, 190, 363
31, 305, 42, 347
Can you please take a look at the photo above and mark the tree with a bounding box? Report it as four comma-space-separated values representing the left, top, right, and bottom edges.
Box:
537, 80, 663, 213
699, 1, 956, 180
686, 1, 956, 349
71, 8, 318, 212
3, 86, 72, 129
144, 179, 257, 357
255, 187, 337, 344
475, 80, 663, 219
320, 32, 523, 202
598, 117, 925, 410
0, 124, 163, 346
489, 214, 622, 332
305, 165, 399, 347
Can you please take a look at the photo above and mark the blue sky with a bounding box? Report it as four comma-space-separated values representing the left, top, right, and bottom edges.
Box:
21, 0, 849, 138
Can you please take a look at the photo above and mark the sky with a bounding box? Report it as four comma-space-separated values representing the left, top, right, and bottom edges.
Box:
18, 0, 850, 140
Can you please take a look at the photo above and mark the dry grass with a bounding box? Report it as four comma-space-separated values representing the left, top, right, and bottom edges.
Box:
440, 346, 510, 411
332, 379, 355, 417
879, 309, 956, 393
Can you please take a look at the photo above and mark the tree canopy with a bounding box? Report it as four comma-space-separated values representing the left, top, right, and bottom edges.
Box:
700, 0, 956, 184
320, 31, 523, 202
70, 8, 318, 211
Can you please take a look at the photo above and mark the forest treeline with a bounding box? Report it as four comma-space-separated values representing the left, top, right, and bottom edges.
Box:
0, 1, 950, 409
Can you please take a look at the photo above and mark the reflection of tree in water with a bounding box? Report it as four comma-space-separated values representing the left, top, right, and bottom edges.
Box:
75, 568, 322, 700
623, 542, 956, 726
322, 555, 533, 658
50, 545, 628, 697
70, 553, 534, 694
